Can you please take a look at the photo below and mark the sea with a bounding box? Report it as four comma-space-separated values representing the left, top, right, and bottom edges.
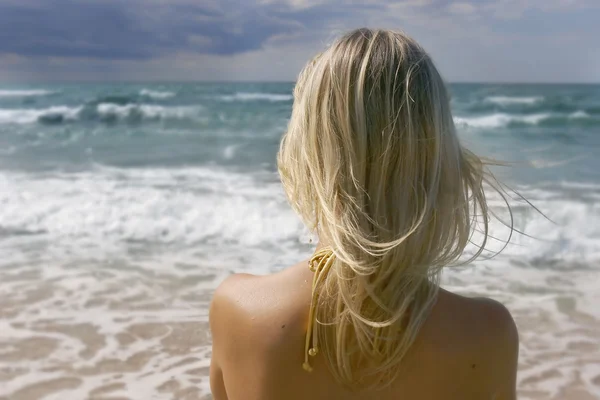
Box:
0, 82, 598, 399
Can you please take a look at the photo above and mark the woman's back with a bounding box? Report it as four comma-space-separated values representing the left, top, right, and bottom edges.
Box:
210, 28, 519, 399
209, 261, 518, 400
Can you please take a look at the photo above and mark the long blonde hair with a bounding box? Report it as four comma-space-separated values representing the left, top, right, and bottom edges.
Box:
278, 28, 508, 389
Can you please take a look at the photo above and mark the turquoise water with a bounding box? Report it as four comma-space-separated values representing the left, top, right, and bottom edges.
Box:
1, 82, 599, 253
1, 83, 599, 183
0, 83, 599, 398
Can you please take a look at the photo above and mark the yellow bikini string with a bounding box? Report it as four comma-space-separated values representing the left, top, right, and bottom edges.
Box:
303, 247, 336, 372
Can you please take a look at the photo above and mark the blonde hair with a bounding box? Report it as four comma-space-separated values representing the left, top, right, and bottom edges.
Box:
278, 28, 509, 389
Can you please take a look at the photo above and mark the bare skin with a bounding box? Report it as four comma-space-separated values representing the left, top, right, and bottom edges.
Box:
209, 256, 519, 400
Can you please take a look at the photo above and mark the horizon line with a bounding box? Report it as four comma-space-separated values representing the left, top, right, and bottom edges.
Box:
1, 80, 599, 85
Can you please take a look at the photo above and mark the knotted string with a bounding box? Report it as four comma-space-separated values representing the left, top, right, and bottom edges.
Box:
303, 247, 336, 372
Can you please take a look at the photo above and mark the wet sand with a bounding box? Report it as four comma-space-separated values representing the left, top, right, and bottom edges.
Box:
1, 260, 599, 399
0, 261, 217, 400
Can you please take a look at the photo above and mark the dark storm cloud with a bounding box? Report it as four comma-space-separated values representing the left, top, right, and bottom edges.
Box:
0, 1, 156, 59
0, 0, 383, 60
1, 0, 598, 82
0, 0, 286, 59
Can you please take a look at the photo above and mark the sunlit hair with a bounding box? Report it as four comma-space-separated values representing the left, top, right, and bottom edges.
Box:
278, 28, 512, 389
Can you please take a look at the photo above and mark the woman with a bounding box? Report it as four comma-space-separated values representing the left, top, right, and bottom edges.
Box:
209, 28, 518, 400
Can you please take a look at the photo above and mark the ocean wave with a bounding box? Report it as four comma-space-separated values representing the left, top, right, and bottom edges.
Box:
454, 113, 551, 128
529, 155, 586, 169
95, 103, 199, 120
484, 96, 544, 105
0, 89, 55, 98
467, 97, 582, 115
569, 110, 590, 119
0, 104, 202, 125
454, 111, 597, 128
0, 167, 303, 252
463, 185, 600, 263
140, 89, 176, 99
218, 92, 293, 102
0, 106, 82, 124
0, 167, 598, 264
0, 167, 598, 260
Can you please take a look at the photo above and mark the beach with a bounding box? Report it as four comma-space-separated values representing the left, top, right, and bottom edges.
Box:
0, 82, 599, 399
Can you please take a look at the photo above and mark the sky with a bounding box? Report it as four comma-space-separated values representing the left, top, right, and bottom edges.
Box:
0, 0, 599, 83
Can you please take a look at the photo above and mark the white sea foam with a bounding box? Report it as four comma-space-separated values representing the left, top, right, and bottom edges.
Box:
0, 106, 82, 124
484, 96, 544, 105
0, 167, 598, 399
140, 89, 176, 99
223, 144, 237, 159
0, 167, 597, 265
556, 181, 600, 190
219, 92, 293, 102
0, 167, 304, 259
454, 113, 551, 128
569, 110, 590, 119
0, 104, 203, 125
96, 103, 199, 119
456, 186, 600, 265
529, 155, 587, 169
0, 89, 55, 97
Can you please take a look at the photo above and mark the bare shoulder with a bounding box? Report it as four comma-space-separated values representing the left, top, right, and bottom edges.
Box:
438, 289, 518, 342
436, 289, 519, 399
471, 296, 519, 344
209, 272, 269, 373
209, 273, 257, 398
209, 273, 260, 337
210, 272, 257, 308
472, 296, 519, 399
210, 265, 310, 348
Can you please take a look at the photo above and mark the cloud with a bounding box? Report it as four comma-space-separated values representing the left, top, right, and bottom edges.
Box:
0, 0, 383, 60
0, 0, 300, 59
0, 0, 598, 82
0, 1, 153, 59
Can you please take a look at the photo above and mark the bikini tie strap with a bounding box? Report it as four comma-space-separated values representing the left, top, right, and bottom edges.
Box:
303, 247, 336, 372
